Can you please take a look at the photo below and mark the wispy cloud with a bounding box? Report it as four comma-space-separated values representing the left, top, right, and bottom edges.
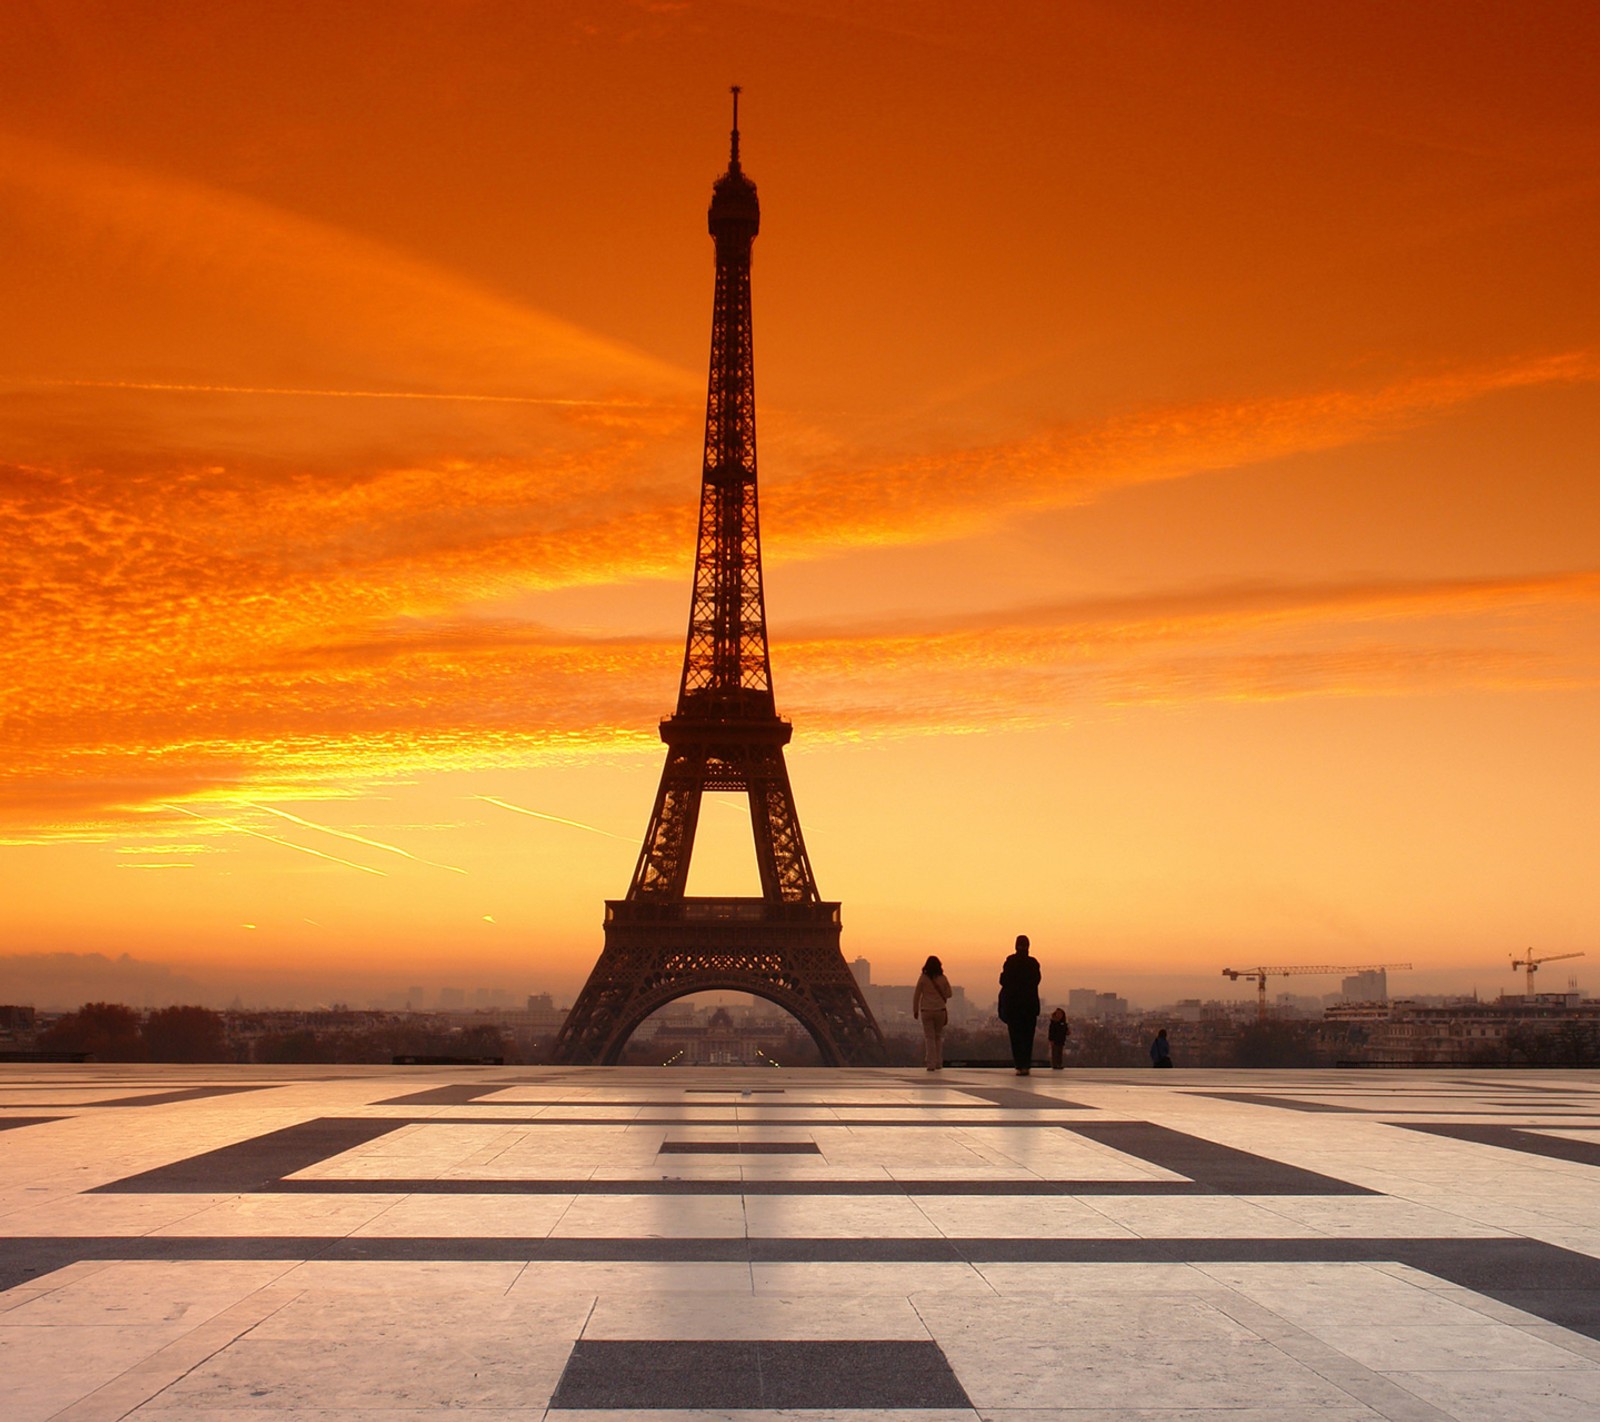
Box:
163, 804, 389, 876
764, 353, 1600, 557
32, 378, 680, 410
0, 132, 692, 410
475, 795, 628, 839
243, 802, 466, 873
6, 571, 1592, 836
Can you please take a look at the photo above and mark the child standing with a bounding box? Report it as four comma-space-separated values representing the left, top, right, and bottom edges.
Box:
1047, 1007, 1070, 1070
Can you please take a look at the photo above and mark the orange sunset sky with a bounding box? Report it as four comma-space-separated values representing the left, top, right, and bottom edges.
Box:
3, 1, 1598, 1011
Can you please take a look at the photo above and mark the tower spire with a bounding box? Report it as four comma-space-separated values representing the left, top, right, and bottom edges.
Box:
730, 84, 741, 170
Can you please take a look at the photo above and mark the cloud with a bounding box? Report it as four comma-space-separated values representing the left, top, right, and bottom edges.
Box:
0, 133, 692, 412
762, 352, 1600, 557
6, 137, 1597, 840
6, 569, 1594, 836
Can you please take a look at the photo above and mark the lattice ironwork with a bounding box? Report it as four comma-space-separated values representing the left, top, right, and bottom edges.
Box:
551, 92, 885, 1067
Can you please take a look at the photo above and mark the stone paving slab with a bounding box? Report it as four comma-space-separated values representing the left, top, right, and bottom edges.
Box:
5, 1065, 1600, 1419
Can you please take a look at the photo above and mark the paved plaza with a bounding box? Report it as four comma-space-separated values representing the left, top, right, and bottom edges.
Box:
5, 1066, 1600, 1420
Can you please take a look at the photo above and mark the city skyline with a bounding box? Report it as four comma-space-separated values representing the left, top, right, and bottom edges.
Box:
4, 3, 1598, 1014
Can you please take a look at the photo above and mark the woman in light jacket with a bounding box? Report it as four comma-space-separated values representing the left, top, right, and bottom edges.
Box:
912, 955, 953, 1072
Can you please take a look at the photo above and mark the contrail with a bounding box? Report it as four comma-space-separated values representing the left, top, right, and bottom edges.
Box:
164, 805, 387, 875
475, 795, 626, 839
243, 802, 467, 873
37, 378, 677, 410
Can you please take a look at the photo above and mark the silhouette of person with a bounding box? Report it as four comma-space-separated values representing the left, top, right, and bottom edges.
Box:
1047, 1007, 1070, 1070
1150, 1027, 1172, 1067
997, 934, 1041, 1075
912, 954, 952, 1072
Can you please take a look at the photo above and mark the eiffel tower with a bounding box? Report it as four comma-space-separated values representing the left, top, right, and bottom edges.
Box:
551, 92, 886, 1067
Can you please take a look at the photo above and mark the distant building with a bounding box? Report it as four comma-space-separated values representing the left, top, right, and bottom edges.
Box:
523, 994, 565, 1033
436, 987, 465, 1009
1067, 988, 1128, 1019
851, 957, 871, 989
1331, 994, 1600, 1064
650, 1006, 791, 1066
1276, 992, 1325, 1017
862, 982, 914, 1029
1341, 969, 1388, 1002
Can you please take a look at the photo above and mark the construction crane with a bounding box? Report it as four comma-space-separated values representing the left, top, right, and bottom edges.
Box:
1221, 963, 1412, 1020
1510, 949, 1584, 997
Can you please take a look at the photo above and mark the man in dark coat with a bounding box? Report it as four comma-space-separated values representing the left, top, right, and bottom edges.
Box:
997, 934, 1042, 1075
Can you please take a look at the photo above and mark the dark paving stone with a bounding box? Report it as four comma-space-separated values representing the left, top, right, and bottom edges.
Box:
659, 1141, 819, 1154
746, 1238, 969, 1263
0, 1240, 89, 1293
1391, 1238, 1600, 1293
1066, 1120, 1374, 1194
1492, 1291, 1600, 1331
956, 1087, 1090, 1109
554, 1339, 761, 1409
4, 1087, 275, 1109
91, 1113, 1373, 1197
374, 1084, 503, 1106
1185, 1092, 1363, 1113
93, 1118, 403, 1192
550, 1339, 969, 1410
1404, 1122, 1600, 1168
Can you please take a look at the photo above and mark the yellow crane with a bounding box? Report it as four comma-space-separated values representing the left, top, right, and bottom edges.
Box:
1221, 963, 1412, 1019
1510, 949, 1584, 997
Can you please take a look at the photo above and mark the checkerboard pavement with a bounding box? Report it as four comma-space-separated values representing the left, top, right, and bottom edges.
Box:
7, 1065, 1600, 1420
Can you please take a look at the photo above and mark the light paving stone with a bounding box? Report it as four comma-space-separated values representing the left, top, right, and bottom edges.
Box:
585, 1290, 931, 1339
342, 1194, 575, 1237
975, 1261, 1226, 1296
551, 1192, 747, 1237
1383, 1368, 1600, 1421
147, 1194, 400, 1236
0, 1259, 295, 1327
510, 1260, 752, 1294
741, 1193, 943, 1237
914, 1194, 1141, 1239
751, 1261, 991, 1295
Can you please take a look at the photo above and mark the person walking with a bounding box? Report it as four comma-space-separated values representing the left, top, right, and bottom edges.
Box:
912, 955, 952, 1072
1047, 1007, 1070, 1070
1149, 1027, 1172, 1068
997, 934, 1042, 1075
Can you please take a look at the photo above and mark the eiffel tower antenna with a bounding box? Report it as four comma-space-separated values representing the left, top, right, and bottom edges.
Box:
551, 96, 886, 1067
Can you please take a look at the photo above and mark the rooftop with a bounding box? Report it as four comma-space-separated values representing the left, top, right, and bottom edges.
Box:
5, 1063, 1600, 1419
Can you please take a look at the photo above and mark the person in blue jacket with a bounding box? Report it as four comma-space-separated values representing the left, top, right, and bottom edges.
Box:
1150, 1027, 1172, 1067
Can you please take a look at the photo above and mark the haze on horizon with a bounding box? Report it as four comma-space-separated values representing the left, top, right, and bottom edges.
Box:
3, 2, 1597, 1012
